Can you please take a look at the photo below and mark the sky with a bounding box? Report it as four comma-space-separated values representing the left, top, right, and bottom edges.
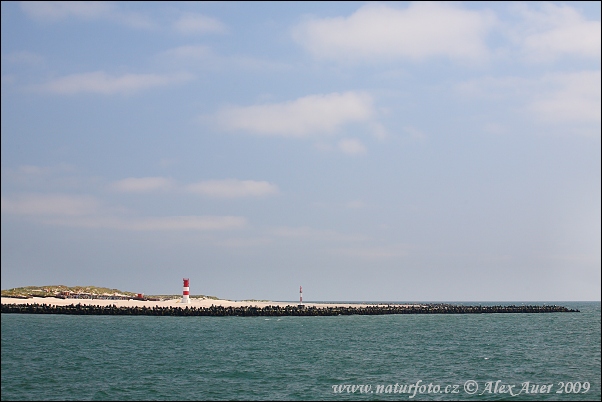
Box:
1, 1, 600, 301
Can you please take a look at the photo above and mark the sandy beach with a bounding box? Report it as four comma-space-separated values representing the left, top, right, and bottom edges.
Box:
1, 297, 412, 309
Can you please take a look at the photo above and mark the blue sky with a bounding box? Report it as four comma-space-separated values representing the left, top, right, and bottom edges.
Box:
1, 1, 600, 301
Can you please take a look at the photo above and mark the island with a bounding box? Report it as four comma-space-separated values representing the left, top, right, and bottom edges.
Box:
1, 285, 579, 316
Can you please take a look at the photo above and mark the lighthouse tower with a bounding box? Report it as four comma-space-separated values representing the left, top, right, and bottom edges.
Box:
298, 285, 304, 308
182, 278, 190, 304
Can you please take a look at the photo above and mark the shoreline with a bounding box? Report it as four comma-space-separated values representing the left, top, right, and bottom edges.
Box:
1, 297, 579, 316
1, 296, 411, 309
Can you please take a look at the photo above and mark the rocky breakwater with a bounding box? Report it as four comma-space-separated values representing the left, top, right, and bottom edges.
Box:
1, 303, 579, 316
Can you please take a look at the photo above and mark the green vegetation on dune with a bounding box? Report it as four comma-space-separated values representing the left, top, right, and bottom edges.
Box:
1, 285, 137, 298
149, 294, 221, 300
1, 285, 221, 300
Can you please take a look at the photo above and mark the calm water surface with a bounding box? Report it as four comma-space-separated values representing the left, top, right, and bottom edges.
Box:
2, 302, 600, 400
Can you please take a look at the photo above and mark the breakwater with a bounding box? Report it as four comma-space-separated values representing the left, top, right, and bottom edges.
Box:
1, 303, 579, 316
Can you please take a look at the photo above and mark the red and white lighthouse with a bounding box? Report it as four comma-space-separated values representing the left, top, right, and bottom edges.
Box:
299, 286, 303, 304
182, 278, 190, 304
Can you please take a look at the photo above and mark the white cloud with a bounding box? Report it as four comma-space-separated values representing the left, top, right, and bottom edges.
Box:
370, 123, 389, 140
456, 70, 601, 127
2, 51, 44, 65
187, 179, 279, 198
483, 123, 507, 135
117, 216, 246, 231
41, 215, 247, 231
174, 12, 227, 35
17, 165, 51, 175
455, 75, 528, 100
1, 164, 83, 193
214, 237, 273, 248
331, 246, 408, 259
1, 193, 246, 231
338, 138, 366, 155
346, 200, 365, 209
161, 45, 215, 61
1, 194, 100, 216
530, 71, 601, 123
34, 71, 193, 95
157, 45, 222, 71
292, 2, 495, 63
20, 1, 112, 20
313, 141, 333, 152
3, 164, 73, 177
512, 3, 601, 61
159, 158, 178, 168
158, 45, 290, 72
110, 177, 174, 193
20, 1, 154, 29
1, 75, 16, 86
215, 92, 373, 137
270, 226, 367, 243
403, 126, 427, 140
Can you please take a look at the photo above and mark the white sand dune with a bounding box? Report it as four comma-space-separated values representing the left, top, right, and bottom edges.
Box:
1, 297, 414, 309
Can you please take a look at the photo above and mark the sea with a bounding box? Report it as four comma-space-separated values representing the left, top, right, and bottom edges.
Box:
1, 302, 600, 401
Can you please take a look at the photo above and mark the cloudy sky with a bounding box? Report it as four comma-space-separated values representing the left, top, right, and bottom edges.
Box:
1, 1, 600, 301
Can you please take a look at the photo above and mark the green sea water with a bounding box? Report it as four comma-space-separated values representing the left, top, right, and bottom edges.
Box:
1, 302, 600, 401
